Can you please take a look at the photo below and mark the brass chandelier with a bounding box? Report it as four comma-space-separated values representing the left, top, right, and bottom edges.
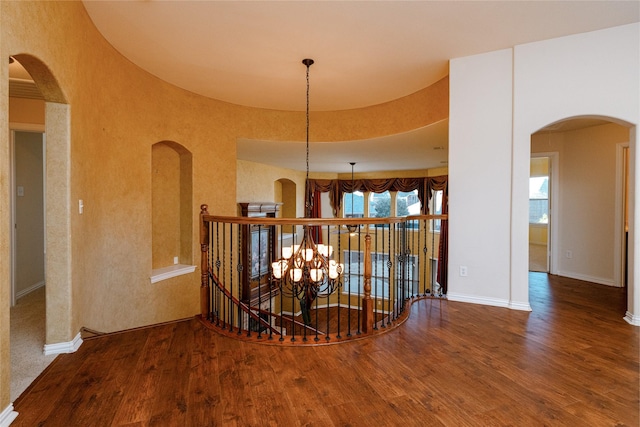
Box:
270, 59, 344, 320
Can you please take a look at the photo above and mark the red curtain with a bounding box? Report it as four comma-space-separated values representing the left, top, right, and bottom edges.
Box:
422, 176, 448, 294
310, 188, 322, 243
436, 186, 448, 295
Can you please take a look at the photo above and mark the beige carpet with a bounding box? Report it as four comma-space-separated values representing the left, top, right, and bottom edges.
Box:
529, 243, 548, 273
10, 286, 57, 401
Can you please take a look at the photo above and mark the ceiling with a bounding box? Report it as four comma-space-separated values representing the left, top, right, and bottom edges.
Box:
238, 118, 449, 174
82, 1, 638, 113
14, 1, 640, 173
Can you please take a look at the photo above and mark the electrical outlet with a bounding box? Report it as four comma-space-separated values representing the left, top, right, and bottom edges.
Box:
459, 265, 468, 277
173, 256, 179, 265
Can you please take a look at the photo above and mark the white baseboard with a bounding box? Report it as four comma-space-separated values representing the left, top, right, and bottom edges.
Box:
509, 300, 533, 311
0, 404, 18, 427
43, 332, 83, 355
624, 311, 640, 326
446, 292, 510, 309
446, 293, 532, 311
15, 281, 45, 300
556, 271, 616, 287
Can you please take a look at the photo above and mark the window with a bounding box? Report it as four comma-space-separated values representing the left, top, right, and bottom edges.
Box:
396, 190, 420, 217
343, 191, 364, 218
342, 250, 417, 299
529, 176, 548, 224
369, 191, 391, 218
430, 190, 443, 232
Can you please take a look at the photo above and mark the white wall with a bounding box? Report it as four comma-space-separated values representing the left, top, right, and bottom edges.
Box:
14, 131, 45, 298
448, 48, 514, 307
449, 23, 639, 320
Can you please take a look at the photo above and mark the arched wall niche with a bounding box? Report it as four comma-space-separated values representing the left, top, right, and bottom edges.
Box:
151, 141, 193, 270
276, 178, 296, 218
276, 178, 296, 234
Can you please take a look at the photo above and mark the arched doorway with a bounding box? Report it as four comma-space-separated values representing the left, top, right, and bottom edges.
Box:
7, 54, 73, 401
529, 116, 634, 314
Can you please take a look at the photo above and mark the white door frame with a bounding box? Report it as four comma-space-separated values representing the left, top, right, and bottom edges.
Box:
615, 142, 630, 288
531, 152, 559, 275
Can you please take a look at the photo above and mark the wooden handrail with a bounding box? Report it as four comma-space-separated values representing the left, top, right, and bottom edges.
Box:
200, 213, 447, 226
209, 271, 326, 337
199, 203, 446, 344
209, 272, 283, 335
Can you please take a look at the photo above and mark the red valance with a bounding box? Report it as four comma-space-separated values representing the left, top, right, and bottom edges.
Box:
306, 175, 448, 217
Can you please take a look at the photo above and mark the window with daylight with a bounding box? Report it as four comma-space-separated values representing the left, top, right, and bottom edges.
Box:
529, 176, 549, 224
342, 250, 418, 299
430, 189, 443, 232
369, 191, 391, 218
396, 190, 420, 217
343, 190, 364, 218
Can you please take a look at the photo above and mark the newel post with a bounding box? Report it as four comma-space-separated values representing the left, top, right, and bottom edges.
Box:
200, 204, 210, 319
362, 233, 374, 333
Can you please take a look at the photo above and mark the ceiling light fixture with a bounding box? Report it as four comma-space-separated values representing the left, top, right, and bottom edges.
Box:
271, 59, 344, 324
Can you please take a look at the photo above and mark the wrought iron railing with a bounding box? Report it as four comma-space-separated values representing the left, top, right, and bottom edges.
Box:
199, 204, 447, 345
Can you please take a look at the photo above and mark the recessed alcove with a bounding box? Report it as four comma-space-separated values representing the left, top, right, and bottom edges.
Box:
151, 141, 194, 282
276, 178, 297, 235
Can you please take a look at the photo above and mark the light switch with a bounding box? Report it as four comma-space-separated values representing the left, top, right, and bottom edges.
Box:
17, 186, 24, 197
79, 199, 84, 214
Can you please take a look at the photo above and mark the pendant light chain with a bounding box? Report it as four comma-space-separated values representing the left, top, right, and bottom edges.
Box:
269, 58, 344, 314
306, 61, 310, 184
302, 58, 314, 217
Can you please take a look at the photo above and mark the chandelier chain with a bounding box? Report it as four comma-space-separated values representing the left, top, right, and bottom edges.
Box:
306, 62, 310, 184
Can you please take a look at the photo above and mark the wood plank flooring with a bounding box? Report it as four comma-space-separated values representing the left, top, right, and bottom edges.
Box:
13, 273, 639, 426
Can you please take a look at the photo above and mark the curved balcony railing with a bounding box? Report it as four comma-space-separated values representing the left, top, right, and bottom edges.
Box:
198, 204, 447, 345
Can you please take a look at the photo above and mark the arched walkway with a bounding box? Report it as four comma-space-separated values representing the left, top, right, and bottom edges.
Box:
527, 115, 636, 323
7, 54, 74, 350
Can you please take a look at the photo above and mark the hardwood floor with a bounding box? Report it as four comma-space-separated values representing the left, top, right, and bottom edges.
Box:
13, 273, 639, 426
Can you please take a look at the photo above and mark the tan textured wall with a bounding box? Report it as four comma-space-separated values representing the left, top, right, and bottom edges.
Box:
237, 160, 307, 218
280, 180, 297, 219
9, 97, 45, 125
0, 5, 10, 407
0, 1, 448, 410
45, 101, 73, 344
274, 180, 282, 207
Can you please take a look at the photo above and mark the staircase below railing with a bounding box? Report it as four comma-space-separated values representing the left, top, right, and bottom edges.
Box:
198, 204, 447, 345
